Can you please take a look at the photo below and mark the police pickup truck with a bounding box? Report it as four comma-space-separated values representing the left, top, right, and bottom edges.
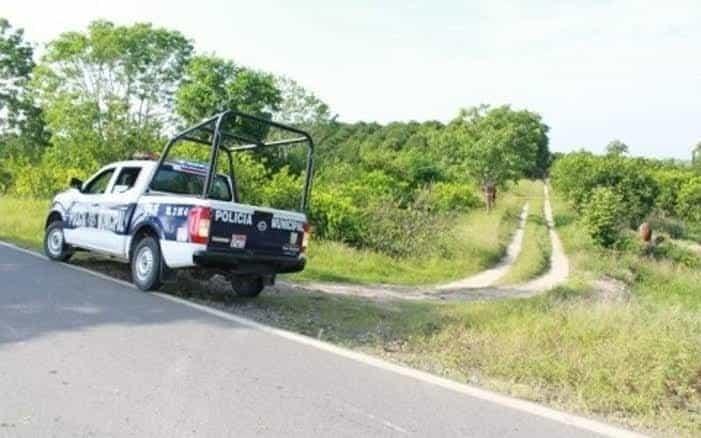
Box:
43, 111, 314, 297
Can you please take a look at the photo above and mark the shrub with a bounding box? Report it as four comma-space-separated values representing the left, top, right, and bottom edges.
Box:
649, 241, 701, 268
417, 182, 481, 213
652, 168, 691, 217
258, 166, 302, 211
676, 177, 701, 223
308, 188, 364, 244
5, 155, 88, 198
645, 210, 687, 239
361, 197, 451, 257
551, 153, 659, 228
582, 187, 625, 247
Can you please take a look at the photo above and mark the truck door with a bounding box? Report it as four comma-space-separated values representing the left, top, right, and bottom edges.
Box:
64, 167, 117, 251
101, 165, 143, 256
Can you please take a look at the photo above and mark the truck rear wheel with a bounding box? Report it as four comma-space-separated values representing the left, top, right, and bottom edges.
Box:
131, 236, 163, 291
231, 276, 264, 298
44, 221, 73, 262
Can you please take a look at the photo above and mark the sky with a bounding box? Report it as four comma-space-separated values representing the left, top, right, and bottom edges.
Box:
3, 0, 701, 159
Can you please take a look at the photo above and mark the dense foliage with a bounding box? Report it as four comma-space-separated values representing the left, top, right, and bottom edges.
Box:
581, 187, 624, 247
552, 151, 700, 245
0, 18, 549, 257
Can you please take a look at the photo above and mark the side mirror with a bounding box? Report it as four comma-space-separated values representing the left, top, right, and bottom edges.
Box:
69, 177, 83, 191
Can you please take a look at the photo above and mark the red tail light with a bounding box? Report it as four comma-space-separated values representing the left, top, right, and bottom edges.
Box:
188, 206, 211, 244
301, 223, 311, 253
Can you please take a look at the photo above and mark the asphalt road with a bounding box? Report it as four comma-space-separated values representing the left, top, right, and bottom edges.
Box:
0, 244, 631, 437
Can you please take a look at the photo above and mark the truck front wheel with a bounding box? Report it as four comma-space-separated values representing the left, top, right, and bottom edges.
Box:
231, 275, 264, 298
131, 236, 163, 291
44, 221, 74, 262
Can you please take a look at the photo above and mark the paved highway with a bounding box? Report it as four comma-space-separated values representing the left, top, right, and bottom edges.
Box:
0, 243, 636, 437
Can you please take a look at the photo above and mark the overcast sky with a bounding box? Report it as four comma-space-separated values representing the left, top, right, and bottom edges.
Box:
4, 0, 700, 159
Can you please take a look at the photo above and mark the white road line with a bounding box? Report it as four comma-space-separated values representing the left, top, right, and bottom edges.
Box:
0, 240, 645, 438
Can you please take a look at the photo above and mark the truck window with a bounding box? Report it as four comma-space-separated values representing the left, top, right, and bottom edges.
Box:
83, 168, 115, 194
150, 167, 232, 201
112, 167, 141, 193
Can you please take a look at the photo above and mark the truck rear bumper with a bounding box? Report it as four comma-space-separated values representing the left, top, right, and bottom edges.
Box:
193, 250, 306, 274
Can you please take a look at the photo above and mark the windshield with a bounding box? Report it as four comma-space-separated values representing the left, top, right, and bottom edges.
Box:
150, 164, 232, 201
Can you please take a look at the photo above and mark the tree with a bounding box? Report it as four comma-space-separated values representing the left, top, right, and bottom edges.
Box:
32, 20, 193, 168
0, 18, 47, 158
273, 76, 332, 127
175, 54, 281, 139
439, 105, 547, 209
605, 139, 629, 156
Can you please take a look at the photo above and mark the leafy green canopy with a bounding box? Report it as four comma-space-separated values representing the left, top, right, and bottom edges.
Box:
0, 18, 48, 161
32, 20, 193, 169
438, 105, 549, 190
175, 54, 280, 137
0, 18, 34, 132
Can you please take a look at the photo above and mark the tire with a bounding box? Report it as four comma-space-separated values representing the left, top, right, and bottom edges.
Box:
231, 276, 264, 298
44, 221, 73, 262
130, 236, 163, 291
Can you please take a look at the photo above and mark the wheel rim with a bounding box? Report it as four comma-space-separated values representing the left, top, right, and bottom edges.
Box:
135, 246, 154, 282
47, 228, 64, 256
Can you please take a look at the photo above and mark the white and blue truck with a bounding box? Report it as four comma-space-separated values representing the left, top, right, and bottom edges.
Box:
43, 111, 314, 297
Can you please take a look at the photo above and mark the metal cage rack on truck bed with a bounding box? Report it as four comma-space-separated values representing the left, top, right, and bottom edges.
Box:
155, 110, 315, 212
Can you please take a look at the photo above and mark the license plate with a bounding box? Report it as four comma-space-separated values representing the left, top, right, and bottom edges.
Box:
230, 234, 247, 249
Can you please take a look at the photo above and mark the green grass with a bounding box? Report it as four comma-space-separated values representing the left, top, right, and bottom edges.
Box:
0, 197, 47, 249
498, 180, 551, 285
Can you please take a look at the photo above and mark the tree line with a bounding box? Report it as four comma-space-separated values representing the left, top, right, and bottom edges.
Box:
551, 151, 701, 247
1, 18, 550, 256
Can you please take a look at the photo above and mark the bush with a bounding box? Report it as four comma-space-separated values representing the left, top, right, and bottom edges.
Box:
582, 187, 625, 247
649, 241, 701, 268
416, 182, 481, 213
4, 155, 88, 198
309, 185, 455, 257
551, 152, 659, 228
258, 166, 302, 211
652, 168, 691, 216
676, 177, 701, 223
645, 210, 687, 239
361, 198, 451, 257
308, 188, 364, 244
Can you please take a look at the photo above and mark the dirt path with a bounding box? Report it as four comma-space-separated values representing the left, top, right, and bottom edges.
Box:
277, 184, 570, 302
436, 203, 529, 290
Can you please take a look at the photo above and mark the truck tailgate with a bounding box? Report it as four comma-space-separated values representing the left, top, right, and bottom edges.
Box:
208, 205, 305, 258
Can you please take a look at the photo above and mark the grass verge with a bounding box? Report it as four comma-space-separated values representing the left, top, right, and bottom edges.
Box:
0, 197, 47, 249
